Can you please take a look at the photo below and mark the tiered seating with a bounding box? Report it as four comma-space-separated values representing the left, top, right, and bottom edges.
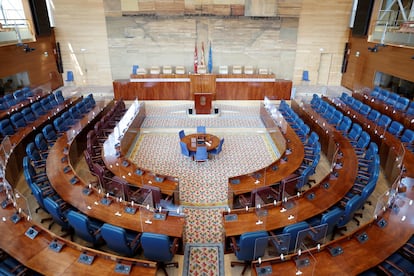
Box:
369, 87, 411, 112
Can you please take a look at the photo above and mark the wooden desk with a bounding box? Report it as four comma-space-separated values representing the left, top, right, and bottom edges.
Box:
181, 133, 220, 152
101, 102, 180, 202
327, 97, 414, 180
229, 105, 304, 197
224, 102, 358, 236
0, 203, 157, 275
113, 74, 292, 100
47, 103, 185, 238
251, 177, 414, 275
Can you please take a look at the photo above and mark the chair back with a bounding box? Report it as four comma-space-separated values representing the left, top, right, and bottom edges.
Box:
195, 146, 208, 162
10, 112, 26, 128
179, 141, 192, 158
179, 130, 185, 140
282, 221, 309, 252
196, 126, 206, 134
67, 210, 102, 245
388, 121, 404, 137
100, 223, 139, 257
35, 133, 49, 152
43, 197, 70, 230
320, 207, 343, 235
235, 231, 269, 261
54, 90, 65, 104
31, 102, 45, 116
337, 195, 363, 228
141, 232, 175, 262
42, 124, 58, 142
21, 107, 36, 123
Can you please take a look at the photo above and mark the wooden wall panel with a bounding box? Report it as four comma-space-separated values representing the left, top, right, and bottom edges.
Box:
341, 36, 414, 94
294, 0, 353, 85
0, 31, 63, 90
53, 0, 112, 86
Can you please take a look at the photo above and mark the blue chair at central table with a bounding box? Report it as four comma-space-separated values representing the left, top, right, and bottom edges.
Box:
208, 137, 224, 158
196, 126, 206, 134
178, 129, 185, 140
179, 141, 195, 159
194, 146, 208, 162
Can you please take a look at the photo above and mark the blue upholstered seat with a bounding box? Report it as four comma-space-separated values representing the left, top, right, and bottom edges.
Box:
100, 223, 141, 257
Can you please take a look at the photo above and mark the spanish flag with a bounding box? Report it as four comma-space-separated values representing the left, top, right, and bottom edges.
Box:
194, 42, 198, 73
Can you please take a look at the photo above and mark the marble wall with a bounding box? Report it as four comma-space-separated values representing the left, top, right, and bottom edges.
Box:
106, 16, 298, 80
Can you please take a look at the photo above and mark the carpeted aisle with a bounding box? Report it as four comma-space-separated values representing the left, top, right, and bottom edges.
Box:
183, 243, 224, 276
127, 101, 279, 275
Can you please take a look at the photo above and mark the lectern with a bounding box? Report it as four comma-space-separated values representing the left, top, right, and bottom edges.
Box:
190, 74, 216, 115
194, 93, 213, 114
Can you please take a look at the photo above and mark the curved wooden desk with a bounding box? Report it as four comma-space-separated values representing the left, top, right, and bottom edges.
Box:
251, 177, 414, 275
228, 104, 305, 196
47, 102, 185, 238
181, 133, 220, 152
101, 102, 180, 202
224, 102, 358, 236
0, 204, 156, 275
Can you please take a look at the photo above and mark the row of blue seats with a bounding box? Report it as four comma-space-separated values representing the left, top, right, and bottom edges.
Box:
278, 100, 321, 192
0, 87, 36, 110
370, 87, 413, 114
0, 90, 65, 138
309, 94, 380, 236
23, 98, 179, 272
339, 93, 414, 153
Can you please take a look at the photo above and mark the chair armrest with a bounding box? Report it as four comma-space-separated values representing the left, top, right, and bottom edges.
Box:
130, 232, 142, 249
230, 236, 239, 252
170, 237, 180, 255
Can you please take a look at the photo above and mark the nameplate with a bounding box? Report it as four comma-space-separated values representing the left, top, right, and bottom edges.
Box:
115, 263, 132, 274
82, 187, 93, 196
256, 266, 272, 275
10, 213, 21, 224
63, 166, 71, 174
153, 213, 167, 220
356, 232, 369, 244
1, 199, 11, 209
49, 240, 64, 252
230, 179, 240, 185
124, 206, 137, 215
25, 227, 39, 239
70, 177, 79, 185
122, 160, 129, 167
155, 176, 165, 183
225, 214, 238, 222
100, 198, 112, 206
295, 257, 311, 268
78, 253, 95, 265
135, 169, 144, 176
329, 246, 343, 257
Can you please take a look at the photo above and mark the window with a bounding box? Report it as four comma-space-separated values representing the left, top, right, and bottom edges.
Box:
0, 0, 35, 45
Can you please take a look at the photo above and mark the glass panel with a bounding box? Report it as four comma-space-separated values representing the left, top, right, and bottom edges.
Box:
295, 223, 328, 253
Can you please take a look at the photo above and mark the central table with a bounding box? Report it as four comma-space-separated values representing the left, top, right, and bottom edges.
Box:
181, 133, 220, 152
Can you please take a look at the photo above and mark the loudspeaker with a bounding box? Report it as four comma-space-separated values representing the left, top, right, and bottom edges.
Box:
29, 0, 51, 36
55, 42, 64, 73
352, 0, 374, 37
188, 108, 193, 115
341, 43, 350, 73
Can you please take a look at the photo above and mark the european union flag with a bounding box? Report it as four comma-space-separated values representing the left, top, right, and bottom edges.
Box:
207, 41, 213, 73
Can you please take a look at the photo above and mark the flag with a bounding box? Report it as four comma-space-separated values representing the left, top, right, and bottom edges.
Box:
200, 42, 206, 66
194, 42, 198, 73
207, 41, 213, 73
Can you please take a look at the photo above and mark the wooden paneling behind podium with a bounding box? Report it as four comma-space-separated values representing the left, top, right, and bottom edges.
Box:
113, 74, 292, 100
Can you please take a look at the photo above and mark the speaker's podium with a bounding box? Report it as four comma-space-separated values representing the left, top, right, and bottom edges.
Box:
194, 93, 213, 114
190, 74, 216, 115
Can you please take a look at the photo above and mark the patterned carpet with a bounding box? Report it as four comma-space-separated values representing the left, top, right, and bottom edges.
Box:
127, 101, 278, 275
183, 243, 224, 276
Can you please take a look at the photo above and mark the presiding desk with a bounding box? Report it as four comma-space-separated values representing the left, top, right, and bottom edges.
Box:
113, 73, 292, 100
224, 101, 358, 237
47, 101, 185, 238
